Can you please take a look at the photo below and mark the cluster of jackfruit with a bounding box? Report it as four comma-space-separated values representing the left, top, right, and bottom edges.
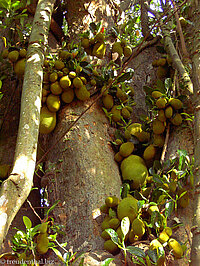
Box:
152, 57, 172, 80
1, 47, 27, 77
40, 48, 96, 134
111, 39, 132, 58
100, 195, 184, 260
101, 84, 135, 124
81, 32, 106, 59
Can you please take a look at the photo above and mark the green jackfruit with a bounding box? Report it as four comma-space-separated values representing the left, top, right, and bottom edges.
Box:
101, 230, 111, 240
19, 48, 27, 58
111, 105, 121, 122
38, 223, 48, 234
92, 42, 106, 59
36, 232, 49, 254
153, 119, 165, 134
121, 155, 145, 172
54, 60, 65, 70
49, 72, 58, 83
119, 142, 134, 157
8, 50, 19, 62
46, 94, 61, 112
168, 238, 183, 258
117, 197, 138, 222
73, 77, 83, 89
94, 32, 105, 42
101, 216, 111, 231
169, 98, 183, 110
156, 98, 167, 109
148, 205, 159, 215
116, 88, 128, 102
102, 94, 114, 110
152, 90, 163, 99
165, 106, 173, 118
105, 196, 120, 207
123, 45, 132, 57
116, 227, 129, 242
104, 240, 120, 255
131, 218, 145, 237
153, 134, 165, 147
100, 204, 109, 214
114, 152, 123, 163
127, 123, 142, 136
2, 49, 9, 59
108, 218, 120, 230
61, 89, 74, 104
143, 144, 156, 161
39, 106, 56, 134
121, 161, 148, 189
75, 85, 90, 101
158, 109, 166, 122
163, 227, 172, 237
14, 58, 26, 77
50, 81, 62, 95
81, 38, 90, 48
158, 231, 169, 244
170, 113, 182, 126
60, 75, 71, 89
121, 107, 131, 119
112, 42, 123, 57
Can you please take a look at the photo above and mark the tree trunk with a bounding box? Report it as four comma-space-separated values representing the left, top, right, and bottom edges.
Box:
190, 1, 200, 264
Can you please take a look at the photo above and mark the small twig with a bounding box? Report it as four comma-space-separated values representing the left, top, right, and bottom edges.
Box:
160, 123, 170, 164
27, 199, 42, 222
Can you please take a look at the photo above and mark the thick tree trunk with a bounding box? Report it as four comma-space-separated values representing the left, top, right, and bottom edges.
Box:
190, 1, 200, 264
46, 100, 122, 252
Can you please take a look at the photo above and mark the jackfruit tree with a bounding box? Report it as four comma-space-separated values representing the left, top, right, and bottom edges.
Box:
0, 0, 200, 265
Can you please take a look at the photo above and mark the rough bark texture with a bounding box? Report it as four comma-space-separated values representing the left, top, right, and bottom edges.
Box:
190, 1, 200, 264
46, 100, 122, 253
0, 0, 55, 247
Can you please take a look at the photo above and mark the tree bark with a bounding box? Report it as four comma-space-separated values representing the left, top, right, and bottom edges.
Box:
190, 2, 200, 264
0, 0, 55, 248
46, 100, 122, 252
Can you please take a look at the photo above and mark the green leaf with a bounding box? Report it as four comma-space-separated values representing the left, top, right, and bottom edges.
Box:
101, 258, 115, 266
0, 80, 2, 89
51, 247, 65, 263
165, 78, 172, 91
46, 200, 60, 219
165, 201, 174, 218
105, 229, 119, 245
121, 217, 130, 239
23, 216, 32, 229
0, 92, 4, 100
120, 183, 130, 199
109, 208, 117, 218
0, 0, 10, 9
126, 246, 146, 257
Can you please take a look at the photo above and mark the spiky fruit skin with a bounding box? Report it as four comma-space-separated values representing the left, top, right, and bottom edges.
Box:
14, 58, 26, 77
143, 145, 156, 161
121, 155, 145, 171
92, 42, 106, 59
101, 230, 111, 240
60, 76, 71, 89
61, 89, 74, 104
178, 189, 190, 208
54, 60, 65, 70
119, 142, 134, 157
73, 77, 83, 89
116, 88, 128, 102
105, 196, 120, 207
36, 233, 49, 254
121, 156, 148, 189
153, 134, 165, 147
75, 85, 90, 101
121, 107, 131, 119
112, 42, 123, 57
49, 72, 58, 83
152, 90, 163, 99
39, 107, 56, 134
168, 238, 183, 258
153, 119, 165, 134
46, 94, 61, 112
114, 152, 123, 163
81, 38, 90, 48
117, 197, 138, 222
104, 240, 120, 255
131, 218, 145, 237
111, 105, 121, 122
8, 50, 19, 62
170, 113, 182, 126
50, 81, 63, 95
158, 109, 166, 122
2, 49, 9, 59
38, 223, 48, 234
102, 94, 114, 110
158, 231, 169, 243
123, 46, 132, 57
108, 218, 120, 230
163, 227, 172, 237
101, 216, 111, 231
165, 106, 173, 118
156, 98, 167, 109
169, 98, 183, 110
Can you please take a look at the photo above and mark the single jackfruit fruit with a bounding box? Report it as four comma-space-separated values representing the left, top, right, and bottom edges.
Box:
105, 196, 120, 207
39, 106, 56, 134
104, 240, 120, 255
102, 94, 114, 110
101, 230, 111, 240
111, 105, 122, 122
19, 48, 27, 58
61, 89, 74, 104
49, 72, 58, 83
50, 81, 62, 95
117, 197, 138, 222
170, 113, 182, 126
143, 144, 156, 161
169, 98, 183, 110
156, 98, 167, 109
131, 218, 145, 237
54, 60, 65, 70
46, 94, 61, 112
92, 42, 106, 59
153, 119, 165, 134
112, 42, 123, 57
60, 75, 71, 89
158, 231, 169, 243
158, 109, 166, 122
152, 90, 163, 99
36, 233, 49, 254
123, 45, 132, 57
168, 238, 183, 258
14, 58, 26, 77
119, 142, 134, 157
73, 77, 83, 89
75, 85, 90, 101
108, 218, 120, 230
165, 106, 173, 118
8, 50, 19, 62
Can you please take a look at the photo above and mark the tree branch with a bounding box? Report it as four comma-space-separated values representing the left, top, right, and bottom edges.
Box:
0, 0, 55, 248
